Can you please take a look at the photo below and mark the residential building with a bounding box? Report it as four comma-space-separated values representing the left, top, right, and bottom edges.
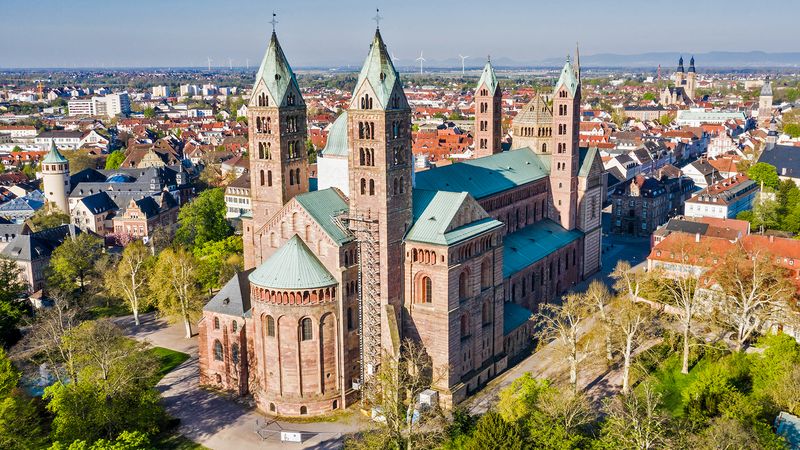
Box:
0, 224, 82, 292
684, 175, 758, 219
224, 173, 252, 219
611, 173, 694, 236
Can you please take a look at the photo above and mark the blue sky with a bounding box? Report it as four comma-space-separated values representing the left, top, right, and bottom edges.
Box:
0, 0, 795, 68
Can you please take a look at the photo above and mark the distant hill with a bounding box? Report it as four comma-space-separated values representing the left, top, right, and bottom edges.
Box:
539, 51, 800, 68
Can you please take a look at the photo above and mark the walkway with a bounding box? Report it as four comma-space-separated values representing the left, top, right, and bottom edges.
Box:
115, 313, 365, 450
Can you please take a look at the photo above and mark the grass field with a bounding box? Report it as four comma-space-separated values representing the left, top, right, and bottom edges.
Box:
148, 347, 191, 381
639, 352, 712, 416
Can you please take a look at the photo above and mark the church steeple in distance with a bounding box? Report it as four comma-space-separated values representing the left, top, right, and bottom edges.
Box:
688, 56, 696, 73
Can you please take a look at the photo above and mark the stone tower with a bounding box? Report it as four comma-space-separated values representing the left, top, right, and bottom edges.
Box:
243, 30, 308, 269
759, 77, 773, 124
347, 28, 413, 364
550, 56, 581, 230
511, 92, 553, 153
473, 59, 502, 158
686, 56, 697, 99
675, 56, 685, 88
41, 141, 70, 214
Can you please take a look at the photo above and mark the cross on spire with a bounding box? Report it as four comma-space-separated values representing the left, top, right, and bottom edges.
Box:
269, 12, 278, 32
373, 8, 383, 29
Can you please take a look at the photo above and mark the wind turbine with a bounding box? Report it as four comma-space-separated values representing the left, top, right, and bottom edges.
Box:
228, 58, 233, 70
416, 51, 426, 75
458, 54, 469, 75
246, 58, 250, 70
206, 57, 213, 71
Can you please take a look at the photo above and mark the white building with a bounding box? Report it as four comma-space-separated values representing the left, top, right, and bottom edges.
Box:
224, 173, 252, 219
68, 93, 130, 118
152, 86, 170, 98
676, 109, 746, 127
684, 175, 758, 219
179, 84, 200, 97
34, 130, 84, 150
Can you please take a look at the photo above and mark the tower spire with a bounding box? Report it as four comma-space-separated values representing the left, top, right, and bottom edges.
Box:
372, 8, 382, 29
575, 41, 581, 79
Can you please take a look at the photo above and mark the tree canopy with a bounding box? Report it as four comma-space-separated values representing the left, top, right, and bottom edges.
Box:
747, 162, 779, 190
174, 188, 232, 248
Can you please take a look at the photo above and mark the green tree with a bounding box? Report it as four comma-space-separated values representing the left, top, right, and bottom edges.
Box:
28, 207, 71, 231
658, 114, 673, 126
0, 348, 47, 450
44, 320, 163, 444
104, 150, 126, 170
747, 162, 779, 190
105, 241, 153, 326
0, 257, 27, 347
142, 107, 156, 119
49, 430, 152, 450
193, 235, 243, 291
465, 412, 524, 450
49, 233, 104, 294
174, 188, 232, 248
642, 92, 656, 101
150, 248, 203, 338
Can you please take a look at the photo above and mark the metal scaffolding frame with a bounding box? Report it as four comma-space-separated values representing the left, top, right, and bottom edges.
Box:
334, 211, 381, 387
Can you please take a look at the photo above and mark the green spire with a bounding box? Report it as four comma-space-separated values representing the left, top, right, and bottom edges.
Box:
42, 140, 68, 164
554, 57, 579, 97
248, 235, 336, 290
253, 31, 302, 106
476, 58, 498, 95
352, 29, 404, 109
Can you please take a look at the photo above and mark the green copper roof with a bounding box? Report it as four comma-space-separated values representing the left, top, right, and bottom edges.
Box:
578, 146, 597, 177
43, 141, 68, 164
476, 60, 499, 95
253, 32, 303, 107
406, 189, 503, 245
503, 219, 583, 278
320, 111, 348, 157
249, 235, 336, 290
504, 302, 533, 335
352, 29, 405, 109
554, 58, 579, 98
414, 148, 550, 200
294, 188, 353, 245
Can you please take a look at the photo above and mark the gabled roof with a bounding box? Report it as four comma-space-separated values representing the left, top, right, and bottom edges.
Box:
406, 189, 503, 245
512, 92, 552, 128
42, 141, 68, 164
476, 60, 498, 95
414, 148, 550, 200
78, 191, 117, 214
248, 235, 336, 290
320, 111, 348, 157
253, 32, 302, 107
204, 269, 253, 316
1, 224, 79, 262
294, 188, 352, 245
352, 29, 404, 109
554, 58, 579, 98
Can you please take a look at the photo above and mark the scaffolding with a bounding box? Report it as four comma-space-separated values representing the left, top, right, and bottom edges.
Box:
334, 211, 381, 387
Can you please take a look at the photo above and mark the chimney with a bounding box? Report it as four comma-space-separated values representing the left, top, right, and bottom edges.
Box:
695, 232, 701, 243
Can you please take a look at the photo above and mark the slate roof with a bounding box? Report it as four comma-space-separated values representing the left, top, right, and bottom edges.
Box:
254, 31, 302, 107
69, 165, 188, 197
414, 148, 550, 200
248, 235, 337, 290
476, 60, 499, 95
503, 301, 533, 335
352, 29, 404, 110
204, 269, 253, 316
77, 191, 117, 214
406, 189, 503, 245
512, 93, 552, 128
1, 224, 79, 262
578, 147, 598, 177
320, 112, 348, 158
294, 188, 352, 245
757, 144, 800, 179
502, 219, 583, 278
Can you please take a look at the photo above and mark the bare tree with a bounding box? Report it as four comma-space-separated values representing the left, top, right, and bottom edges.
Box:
537, 293, 594, 391
106, 241, 152, 326
602, 383, 670, 450
586, 280, 615, 363
18, 294, 82, 384
713, 249, 794, 352
612, 296, 655, 394
354, 339, 447, 450
536, 384, 595, 432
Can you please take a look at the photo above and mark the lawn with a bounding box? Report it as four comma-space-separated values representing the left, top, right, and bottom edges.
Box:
86, 302, 131, 319
154, 430, 209, 450
639, 352, 712, 416
148, 347, 191, 381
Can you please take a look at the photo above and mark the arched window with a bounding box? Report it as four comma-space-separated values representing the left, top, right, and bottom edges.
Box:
399, 177, 405, 194
213, 340, 223, 361
393, 178, 399, 195
266, 315, 275, 337
347, 307, 354, 330
541, 143, 547, 153
267, 170, 273, 187
289, 170, 295, 186
482, 302, 490, 325
460, 314, 469, 338
481, 260, 491, 290
369, 179, 375, 196
359, 148, 365, 165
300, 406, 308, 415
213, 317, 220, 329
459, 271, 468, 300
420, 276, 432, 303
295, 168, 301, 185
232, 320, 238, 333
266, 117, 271, 134
259, 170, 265, 186
360, 178, 366, 195
301, 318, 313, 341
231, 343, 240, 365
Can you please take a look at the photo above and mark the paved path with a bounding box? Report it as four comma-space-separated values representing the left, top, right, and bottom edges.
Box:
115, 313, 366, 450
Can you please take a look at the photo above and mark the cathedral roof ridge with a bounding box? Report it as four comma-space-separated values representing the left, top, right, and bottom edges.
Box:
253, 30, 302, 106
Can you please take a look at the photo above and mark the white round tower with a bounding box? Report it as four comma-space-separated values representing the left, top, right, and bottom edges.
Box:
41, 141, 71, 214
